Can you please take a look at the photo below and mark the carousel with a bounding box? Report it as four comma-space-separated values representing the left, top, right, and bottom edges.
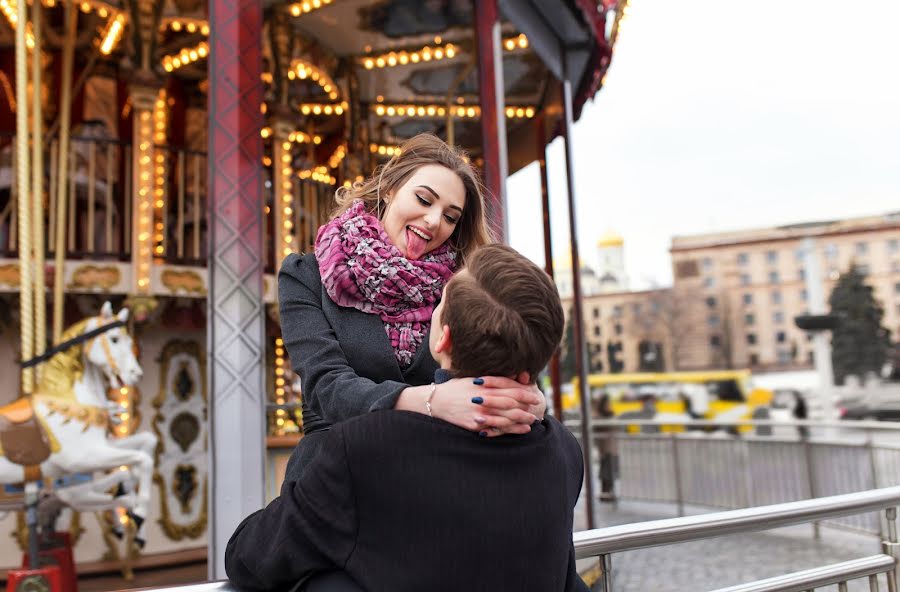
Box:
0, 0, 625, 586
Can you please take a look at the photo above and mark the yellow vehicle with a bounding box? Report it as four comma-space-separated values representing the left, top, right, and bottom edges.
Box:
568, 370, 773, 429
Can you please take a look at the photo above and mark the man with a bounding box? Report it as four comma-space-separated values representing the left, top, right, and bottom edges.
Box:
226, 244, 587, 592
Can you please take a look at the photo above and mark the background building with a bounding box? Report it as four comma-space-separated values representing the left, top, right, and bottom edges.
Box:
559, 213, 900, 374
670, 212, 900, 371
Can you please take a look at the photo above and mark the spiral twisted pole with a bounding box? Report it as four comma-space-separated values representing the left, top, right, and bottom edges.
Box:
15, 0, 34, 394
31, 0, 46, 379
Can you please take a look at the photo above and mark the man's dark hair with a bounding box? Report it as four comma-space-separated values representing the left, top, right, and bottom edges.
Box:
440, 244, 564, 381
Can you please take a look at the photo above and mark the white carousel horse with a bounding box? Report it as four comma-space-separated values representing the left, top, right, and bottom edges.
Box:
0, 302, 157, 546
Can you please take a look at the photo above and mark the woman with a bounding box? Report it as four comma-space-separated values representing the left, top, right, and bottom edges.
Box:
279, 133, 545, 483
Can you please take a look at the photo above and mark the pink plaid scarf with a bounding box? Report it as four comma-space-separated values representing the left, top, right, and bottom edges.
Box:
314, 200, 457, 367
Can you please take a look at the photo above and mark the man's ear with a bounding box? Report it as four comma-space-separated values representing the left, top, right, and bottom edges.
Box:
434, 324, 452, 355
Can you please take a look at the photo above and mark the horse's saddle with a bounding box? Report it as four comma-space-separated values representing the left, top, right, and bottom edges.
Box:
0, 398, 52, 467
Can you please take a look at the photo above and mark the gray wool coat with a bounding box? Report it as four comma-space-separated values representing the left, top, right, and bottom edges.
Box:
278, 252, 438, 482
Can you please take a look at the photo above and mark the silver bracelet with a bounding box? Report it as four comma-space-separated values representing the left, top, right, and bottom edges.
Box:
424, 382, 437, 417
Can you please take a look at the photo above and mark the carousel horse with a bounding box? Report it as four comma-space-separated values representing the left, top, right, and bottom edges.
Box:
0, 302, 157, 546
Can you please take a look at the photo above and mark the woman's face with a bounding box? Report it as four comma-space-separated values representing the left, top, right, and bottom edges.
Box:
382, 164, 466, 260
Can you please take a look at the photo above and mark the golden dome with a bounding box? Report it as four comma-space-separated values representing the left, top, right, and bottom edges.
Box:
597, 230, 624, 248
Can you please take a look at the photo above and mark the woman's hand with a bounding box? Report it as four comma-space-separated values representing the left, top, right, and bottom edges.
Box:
476, 374, 546, 437
396, 376, 544, 437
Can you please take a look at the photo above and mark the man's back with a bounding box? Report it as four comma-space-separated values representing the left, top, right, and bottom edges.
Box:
226, 411, 585, 592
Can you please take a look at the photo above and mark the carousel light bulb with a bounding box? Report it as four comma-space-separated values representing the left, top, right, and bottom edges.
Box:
505, 39, 515, 51
364, 58, 374, 70
187, 22, 197, 33
172, 21, 182, 31
201, 24, 210, 35
411, 53, 420, 63
290, 4, 301, 16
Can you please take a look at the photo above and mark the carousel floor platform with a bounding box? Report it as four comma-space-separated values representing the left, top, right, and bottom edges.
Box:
79, 559, 207, 592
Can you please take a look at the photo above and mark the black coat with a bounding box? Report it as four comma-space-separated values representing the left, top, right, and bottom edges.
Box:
225, 411, 588, 592
278, 253, 438, 481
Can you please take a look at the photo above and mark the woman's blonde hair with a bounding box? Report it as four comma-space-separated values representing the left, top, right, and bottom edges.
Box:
332, 133, 494, 264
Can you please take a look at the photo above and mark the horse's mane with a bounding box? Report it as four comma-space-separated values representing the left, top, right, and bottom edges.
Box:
35, 318, 91, 401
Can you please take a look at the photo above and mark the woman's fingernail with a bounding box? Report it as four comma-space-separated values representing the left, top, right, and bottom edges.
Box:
474, 416, 485, 424
478, 431, 488, 438
471, 396, 484, 404
473, 378, 484, 385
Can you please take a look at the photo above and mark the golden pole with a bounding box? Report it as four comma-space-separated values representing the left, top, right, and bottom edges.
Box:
31, 0, 46, 378
15, 0, 34, 394
52, 3, 76, 344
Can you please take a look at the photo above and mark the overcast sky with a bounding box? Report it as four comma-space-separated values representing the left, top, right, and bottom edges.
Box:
506, 0, 900, 289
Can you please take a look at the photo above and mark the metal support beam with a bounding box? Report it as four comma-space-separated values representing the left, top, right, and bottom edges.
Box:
561, 73, 595, 529
474, 0, 508, 241
536, 115, 562, 417
207, 0, 266, 579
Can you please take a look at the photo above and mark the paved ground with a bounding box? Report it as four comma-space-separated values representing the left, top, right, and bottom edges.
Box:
574, 497, 888, 591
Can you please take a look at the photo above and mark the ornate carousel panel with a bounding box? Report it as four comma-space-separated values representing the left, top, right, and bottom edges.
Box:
152, 340, 208, 541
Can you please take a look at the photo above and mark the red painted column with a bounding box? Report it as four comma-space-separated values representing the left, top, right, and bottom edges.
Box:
207, 0, 266, 579
474, 0, 508, 241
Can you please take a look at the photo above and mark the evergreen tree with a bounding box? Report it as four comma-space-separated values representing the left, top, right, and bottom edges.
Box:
829, 265, 890, 384
560, 310, 576, 383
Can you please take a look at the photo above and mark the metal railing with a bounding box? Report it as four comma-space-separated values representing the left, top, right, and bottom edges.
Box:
573, 486, 900, 591
1, 132, 207, 265
569, 418, 900, 537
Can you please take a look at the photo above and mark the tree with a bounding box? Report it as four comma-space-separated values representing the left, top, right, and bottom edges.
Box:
829, 265, 891, 385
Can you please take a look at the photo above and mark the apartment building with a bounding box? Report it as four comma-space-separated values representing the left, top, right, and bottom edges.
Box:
561, 287, 675, 374
670, 212, 900, 370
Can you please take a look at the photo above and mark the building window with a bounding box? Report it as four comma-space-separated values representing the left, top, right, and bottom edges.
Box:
613, 305, 623, 318
856, 242, 868, 256
776, 331, 786, 343
857, 264, 870, 276
801, 289, 808, 301
798, 269, 806, 281
708, 315, 720, 327
794, 248, 805, 262
710, 335, 721, 347
825, 244, 838, 260
749, 353, 759, 366
744, 313, 755, 325
774, 311, 784, 324
772, 291, 782, 305
895, 282, 900, 295
614, 323, 623, 336
742, 293, 753, 305
889, 239, 899, 254
768, 271, 780, 284
593, 307, 600, 319
737, 252, 749, 265
632, 303, 642, 316
766, 250, 778, 264
892, 260, 900, 274
703, 276, 716, 289
702, 257, 713, 270
706, 296, 717, 308
747, 333, 757, 345
740, 274, 751, 286
594, 326, 601, 337
777, 349, 792, 364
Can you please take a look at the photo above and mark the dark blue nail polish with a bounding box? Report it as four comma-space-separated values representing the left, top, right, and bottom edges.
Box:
471, 396, 483, 404
473, 377, 484, 385
478, 431, 487, 438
